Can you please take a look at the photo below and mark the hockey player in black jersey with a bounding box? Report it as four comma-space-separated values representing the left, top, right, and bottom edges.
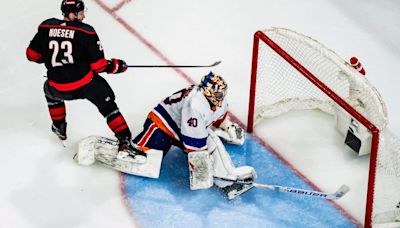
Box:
26, 0, 145, 163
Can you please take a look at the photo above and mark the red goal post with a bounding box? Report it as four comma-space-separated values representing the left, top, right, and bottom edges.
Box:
246, 28, 399, 227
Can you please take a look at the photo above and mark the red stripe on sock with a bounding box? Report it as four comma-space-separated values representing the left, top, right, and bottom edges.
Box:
51, 115, 66, 121
108, 115, 127, 131
49, 106, 65, 116
113, 123, 129, 134
49, 106, 66, 121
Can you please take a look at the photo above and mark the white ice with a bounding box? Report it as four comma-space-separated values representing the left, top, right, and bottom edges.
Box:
1, 0, 399, 227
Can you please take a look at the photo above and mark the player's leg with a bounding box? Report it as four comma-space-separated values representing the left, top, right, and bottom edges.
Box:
43, 81, 69, 140
207, 128, 257, 199
133, 118, 214, 189
82, 75, 145, 163
133, 118, 176, 155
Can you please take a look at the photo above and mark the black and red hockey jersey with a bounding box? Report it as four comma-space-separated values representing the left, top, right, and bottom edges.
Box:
27, 18, 108, 91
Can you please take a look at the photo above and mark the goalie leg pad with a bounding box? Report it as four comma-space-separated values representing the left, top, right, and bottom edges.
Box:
232, 166, 257, 183
188, 150, 214, 190
75, 136, 163, 178
214, 166, 257, 188
207, 128, 235, 180
207, 129, 257, 189
74, 135, 97, 166
216, 166, 257, 200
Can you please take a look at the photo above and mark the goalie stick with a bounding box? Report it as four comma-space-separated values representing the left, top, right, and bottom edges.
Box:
124, 61, 221, 68
215, 177, 350, 200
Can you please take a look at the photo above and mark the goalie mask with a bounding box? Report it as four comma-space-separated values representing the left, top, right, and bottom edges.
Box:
200, 72, 227, 107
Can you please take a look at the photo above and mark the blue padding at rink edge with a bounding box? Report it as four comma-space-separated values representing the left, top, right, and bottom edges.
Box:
123, 135, 356, 227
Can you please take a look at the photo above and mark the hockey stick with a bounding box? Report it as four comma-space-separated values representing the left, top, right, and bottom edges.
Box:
215, 177, 350, 200
124, 61, 221, 68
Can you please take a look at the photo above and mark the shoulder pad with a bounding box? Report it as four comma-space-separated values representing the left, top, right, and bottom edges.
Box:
41, 18, 63, 26
70, 21, 96, 33
188, 90, 209, 110
38, 19, 97, 35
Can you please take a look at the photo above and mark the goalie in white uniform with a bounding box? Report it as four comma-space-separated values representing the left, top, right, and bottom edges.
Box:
131, 72, 257, 199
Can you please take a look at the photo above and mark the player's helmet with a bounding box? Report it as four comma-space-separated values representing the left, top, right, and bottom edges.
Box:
61, 0, 85, 16
200, 72, 228, 107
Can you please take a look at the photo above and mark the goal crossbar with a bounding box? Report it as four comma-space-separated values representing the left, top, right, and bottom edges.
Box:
247, 30, 381, 227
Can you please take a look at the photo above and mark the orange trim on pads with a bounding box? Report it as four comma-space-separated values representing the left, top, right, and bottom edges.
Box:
137, 123, 157, 147
137, 146, 152, 153
147, 111, 176, 139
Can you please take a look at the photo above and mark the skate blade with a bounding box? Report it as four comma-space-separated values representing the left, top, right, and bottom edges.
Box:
59, 139, 67, 148
227, 185, 254, 200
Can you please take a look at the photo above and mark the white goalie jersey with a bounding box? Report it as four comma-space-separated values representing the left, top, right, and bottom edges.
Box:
149, 85, 228, 151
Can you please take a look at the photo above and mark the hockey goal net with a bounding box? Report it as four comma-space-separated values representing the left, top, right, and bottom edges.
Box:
247, 28, 400, 227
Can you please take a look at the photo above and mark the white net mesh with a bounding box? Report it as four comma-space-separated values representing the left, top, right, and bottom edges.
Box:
251, 28, 400, 226
373, 131, 400, 225
254, 28, 388, 130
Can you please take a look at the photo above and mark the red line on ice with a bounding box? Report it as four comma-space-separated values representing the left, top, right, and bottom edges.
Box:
94, 0, 362, 227
119, 174, 142, 228
111, 0, 131, 13
94, 0, 194, 84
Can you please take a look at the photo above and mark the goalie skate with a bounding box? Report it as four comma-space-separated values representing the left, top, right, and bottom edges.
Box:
75, 136, 163, 178
222, 183, 254, 200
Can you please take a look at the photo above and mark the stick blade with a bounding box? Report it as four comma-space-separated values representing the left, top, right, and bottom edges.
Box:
328, 184, 350, 200
211, 61, 221, 67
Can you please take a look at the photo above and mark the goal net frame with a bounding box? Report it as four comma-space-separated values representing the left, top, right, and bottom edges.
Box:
246, 29, 383, 227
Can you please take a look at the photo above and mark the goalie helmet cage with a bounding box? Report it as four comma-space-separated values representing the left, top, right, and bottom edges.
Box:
246, 28, 400, 227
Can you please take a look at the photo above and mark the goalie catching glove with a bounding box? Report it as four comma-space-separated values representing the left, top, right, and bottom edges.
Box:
212, 117, 245, 145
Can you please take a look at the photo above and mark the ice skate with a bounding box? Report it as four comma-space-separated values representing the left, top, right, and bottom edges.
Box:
116, 139, 147, 164
52, 122, 67, 140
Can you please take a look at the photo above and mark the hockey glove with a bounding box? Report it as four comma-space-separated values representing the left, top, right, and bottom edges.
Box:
106, 58, 127, 74
213, 121, 245, 145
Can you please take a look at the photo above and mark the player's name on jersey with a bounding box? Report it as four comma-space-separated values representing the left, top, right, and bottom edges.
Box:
49, 28, 75, 39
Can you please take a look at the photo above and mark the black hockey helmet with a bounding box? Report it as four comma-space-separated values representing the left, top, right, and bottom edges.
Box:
61, 0, 85, 16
